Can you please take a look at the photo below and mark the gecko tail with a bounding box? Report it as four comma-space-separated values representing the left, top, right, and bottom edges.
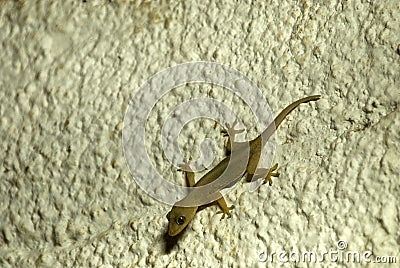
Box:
254, 95, 321, 146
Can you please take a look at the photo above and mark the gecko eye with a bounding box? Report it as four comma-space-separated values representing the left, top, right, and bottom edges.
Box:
176, 216, 186, 225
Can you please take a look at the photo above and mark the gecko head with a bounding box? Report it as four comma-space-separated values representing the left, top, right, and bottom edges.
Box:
166, 206, 197, 236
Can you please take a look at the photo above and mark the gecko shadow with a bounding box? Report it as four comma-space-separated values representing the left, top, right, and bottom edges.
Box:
161, 205, 211, 254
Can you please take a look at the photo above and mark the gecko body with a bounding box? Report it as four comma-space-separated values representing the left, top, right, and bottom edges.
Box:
167, 95, 320, 236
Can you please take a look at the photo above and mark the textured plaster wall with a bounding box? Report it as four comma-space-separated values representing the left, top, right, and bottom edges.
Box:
0, 0, 399, 267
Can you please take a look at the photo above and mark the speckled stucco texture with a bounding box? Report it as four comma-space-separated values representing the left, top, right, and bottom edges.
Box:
0, 0, 399, 267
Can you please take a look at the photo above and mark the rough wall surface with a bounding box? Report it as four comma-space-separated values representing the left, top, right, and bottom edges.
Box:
0, 0, 399, 267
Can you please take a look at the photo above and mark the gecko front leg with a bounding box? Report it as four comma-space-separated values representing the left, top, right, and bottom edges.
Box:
215, 194, 235, 220
177, 157, 195, 187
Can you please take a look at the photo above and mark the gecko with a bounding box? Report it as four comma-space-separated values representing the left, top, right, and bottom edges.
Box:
166, 95, 320, 236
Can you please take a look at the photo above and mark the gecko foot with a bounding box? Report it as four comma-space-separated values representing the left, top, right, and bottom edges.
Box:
222, 119, 245, 154
221, 119, 245, 140
263, 163, 280, 186
216, 205, 235, 220
177, 157, 192, 172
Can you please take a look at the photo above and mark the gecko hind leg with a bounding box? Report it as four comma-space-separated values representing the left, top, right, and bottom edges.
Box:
246, 163, 280, 186
262, 163, 280, 186
221, 119, 245, 153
